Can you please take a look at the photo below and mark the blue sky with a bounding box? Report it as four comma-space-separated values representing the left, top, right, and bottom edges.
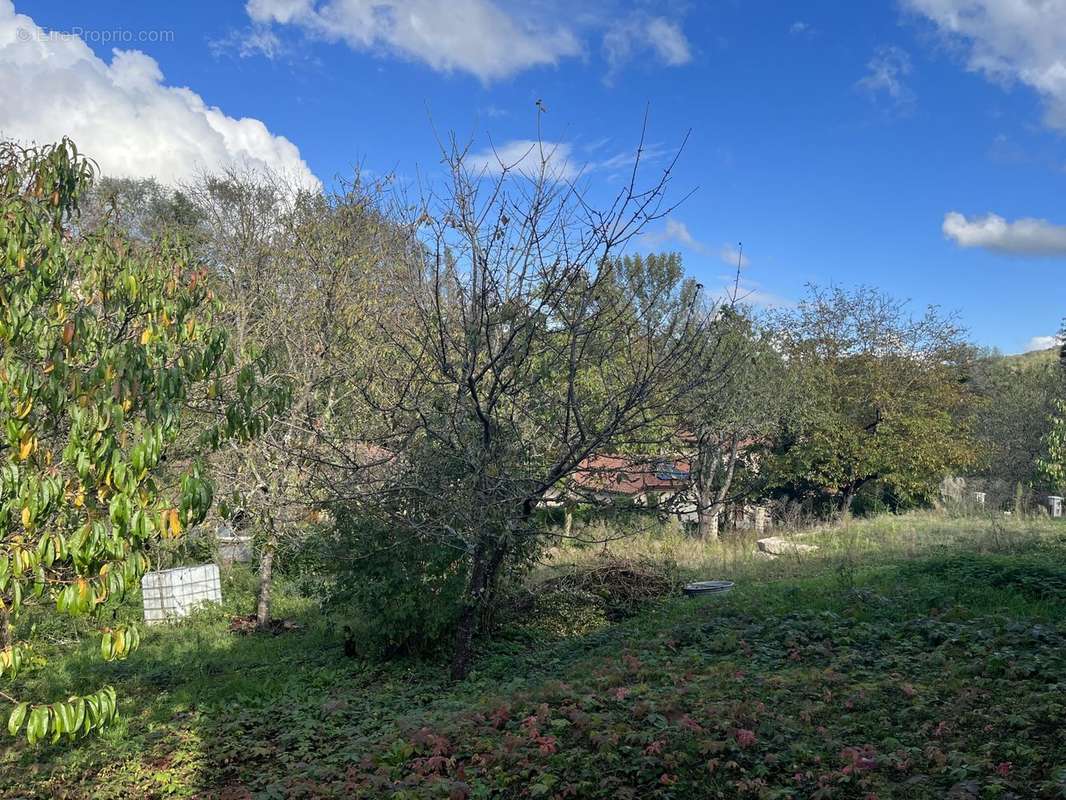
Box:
2, 0, 1065, 353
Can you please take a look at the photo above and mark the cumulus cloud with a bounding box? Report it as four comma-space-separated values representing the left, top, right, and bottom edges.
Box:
943, 211, 1066, 256
905, 0, 1066, 131
856, 45, 915, 110
466, 139, 579, 181
246, 0, 582, 82
0, 1, 318, 188
1024, 334, 1063, 353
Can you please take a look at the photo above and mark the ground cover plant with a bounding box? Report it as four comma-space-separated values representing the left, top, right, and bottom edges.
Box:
2, 512, 1065, 799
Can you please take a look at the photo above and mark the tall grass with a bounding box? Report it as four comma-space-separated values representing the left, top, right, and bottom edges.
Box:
543, 509, 1065, 586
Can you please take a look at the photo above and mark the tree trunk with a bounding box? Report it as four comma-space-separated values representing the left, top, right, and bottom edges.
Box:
838, 477, 870, 517
256, 536, 276, 629
563, 504, 573, 537
450, 539, 506, 681
695, 433, 722, 540
698, 506, 720, 539
696, 434, 742, 540
697, 485, 719, 539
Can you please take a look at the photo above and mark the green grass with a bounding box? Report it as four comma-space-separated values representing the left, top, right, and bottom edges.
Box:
3, 513, 1066, 798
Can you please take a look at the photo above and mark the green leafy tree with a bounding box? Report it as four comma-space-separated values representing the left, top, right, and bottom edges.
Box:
766, 285, 977, 514
687, 309, 790, 538
1038, 400, 1066, 492
0, 140, 270, 743
969, 351, 1062, 489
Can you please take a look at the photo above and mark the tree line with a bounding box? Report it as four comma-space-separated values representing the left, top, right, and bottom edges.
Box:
1, 137, 1062, 741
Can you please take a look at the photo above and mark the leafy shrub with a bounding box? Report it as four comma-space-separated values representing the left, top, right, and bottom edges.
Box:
851, 485, 890, 517
308, 507, 470, 658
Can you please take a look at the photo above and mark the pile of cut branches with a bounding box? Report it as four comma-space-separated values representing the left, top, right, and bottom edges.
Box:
504, 555, 680, 636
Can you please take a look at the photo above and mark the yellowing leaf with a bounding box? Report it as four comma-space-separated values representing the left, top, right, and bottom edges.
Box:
165, 508, 183, 539
21, 507, 31, 528
140, 328, 152, 346
18, 434, 35, 461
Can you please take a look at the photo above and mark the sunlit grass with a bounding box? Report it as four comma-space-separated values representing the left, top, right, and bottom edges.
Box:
544, 508, 1066, 585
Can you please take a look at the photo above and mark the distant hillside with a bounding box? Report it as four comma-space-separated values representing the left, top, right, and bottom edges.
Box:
1002, 346, 1060, 370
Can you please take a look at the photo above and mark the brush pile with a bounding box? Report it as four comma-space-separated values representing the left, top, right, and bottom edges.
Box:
228, 614, 301, 636
504, 555, 680, 636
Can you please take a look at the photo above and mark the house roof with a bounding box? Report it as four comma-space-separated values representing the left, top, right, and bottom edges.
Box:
571, 454, 691, 496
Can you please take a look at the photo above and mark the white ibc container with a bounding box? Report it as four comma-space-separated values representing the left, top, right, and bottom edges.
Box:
217, 534, 254, 565
1049, 496, 1063, 518
141, 564, 222, 623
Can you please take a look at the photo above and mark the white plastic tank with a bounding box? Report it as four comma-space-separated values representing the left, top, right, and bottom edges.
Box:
141, 564, 222, 623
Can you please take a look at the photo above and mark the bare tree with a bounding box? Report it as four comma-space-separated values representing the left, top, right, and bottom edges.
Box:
185, 169, 406, 627
341, 127, 719, 678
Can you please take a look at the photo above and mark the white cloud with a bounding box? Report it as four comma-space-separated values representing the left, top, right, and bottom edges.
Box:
789, 21, 813, 36
212, 25, 285, 59
943, 211, 1066, 256
466, 139, 578, 181
714, 277, 792, 309
638, 227, 785, 308
641, 226, 755, 273
0, 2, 319, 189
1024, 334, 1063, 352
645, 18, 692, 66
243, 1, 692, 83
246, 0, 582, 82
905, 0, 1066, 131
589, 141, 676, 176
603, 13, 691, 82
856, 45, 915, 108
719, 243, 750, 268
641, 217, 707, 253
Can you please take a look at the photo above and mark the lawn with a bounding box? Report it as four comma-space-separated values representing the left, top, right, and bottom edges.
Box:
3, 513, 1066, 799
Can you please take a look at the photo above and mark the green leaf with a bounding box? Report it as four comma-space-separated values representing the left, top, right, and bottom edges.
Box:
26, 705, 48, 745
72, 698, 86, 734
7, 702, 29, 737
